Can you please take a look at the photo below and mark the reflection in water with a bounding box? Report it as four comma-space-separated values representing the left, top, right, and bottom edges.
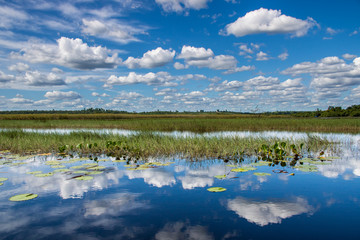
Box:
125, 168, 176, 188
155, 222, 214, 240
84, 193, 149, 217
227, 197, 314, 226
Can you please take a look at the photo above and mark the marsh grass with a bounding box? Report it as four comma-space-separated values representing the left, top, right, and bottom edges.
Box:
0, 130, 333, 159
0, 115, 359, 133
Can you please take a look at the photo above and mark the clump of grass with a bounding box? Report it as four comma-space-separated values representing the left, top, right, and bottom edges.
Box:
0, 130, 334, 160
0, 116, 359, 133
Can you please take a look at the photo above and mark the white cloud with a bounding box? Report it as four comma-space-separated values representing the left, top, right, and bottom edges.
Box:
187, 55, 237, 70
223, 65, 255, 74
9, 97, 33, 104
44, 90, 81, 101
8, 63, 30, 72
0, 71, 15, 83
342, 53, 357, 60
223, 8, 317, 37
155, 0, 212, 13
82, 19, 146, 44
173, 62, 188, 69
155, 222, 214, 240
256, 51, 269, 61
178, 45, 214, 60
124, 47, 175, 69
126, 168, 176, 188
227, 197, 313, 226
326, 27, 340, 35
21, 71, 66, 86
12, 37, 120, 70
278, 52, 289, 61
0, 6, 29, 29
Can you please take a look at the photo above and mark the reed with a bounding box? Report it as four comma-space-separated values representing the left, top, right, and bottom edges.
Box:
0, 130, 333, 159
0, 117, 359, 133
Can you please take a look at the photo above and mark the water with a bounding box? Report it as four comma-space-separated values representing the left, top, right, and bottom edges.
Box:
0, 131, 360, 239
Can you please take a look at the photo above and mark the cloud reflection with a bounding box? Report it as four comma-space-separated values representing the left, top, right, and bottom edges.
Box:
227, 197, 314, 226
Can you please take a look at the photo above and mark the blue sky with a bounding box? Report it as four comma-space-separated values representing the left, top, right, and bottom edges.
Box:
0, 0, 360, 112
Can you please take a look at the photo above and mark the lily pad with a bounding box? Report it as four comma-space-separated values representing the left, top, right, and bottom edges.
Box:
11, 162, 27, 166
73, 170, 88, 174
207, 187, 227, 192
51, 165, 66, 168
35, 173, 54, 177
9, 193, 38, 201
74, 176, 93, 181
97, 159, 110, 162
87, 166, 105, 170
214, 174, 227, 179
0, 177, 8, 182
70, 165, 85, 169
26, 171, 42, 175
113, 160, 126, 163
82, 163, 98, 166
226, 164, 238, 168
45, 161, 61, 165
0, 182, 3, 186
295, 165, 318, 172
124, 164, 137, 168
253, 172, 271, 176
53, 169, 71, 173
252, 161, 271, 166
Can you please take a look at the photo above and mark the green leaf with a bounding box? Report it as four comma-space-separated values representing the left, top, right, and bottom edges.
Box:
0, 177, 8, 182
207, 187, 227, 192
214, 174, 227, 179
35, 173, 54, 177
9, 193, 38, 201
253, 172, 271, 176
74, 176, 93, 181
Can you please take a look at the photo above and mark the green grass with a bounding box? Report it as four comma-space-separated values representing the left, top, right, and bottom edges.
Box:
0, 130, 333, 159
0, 117, 359, 133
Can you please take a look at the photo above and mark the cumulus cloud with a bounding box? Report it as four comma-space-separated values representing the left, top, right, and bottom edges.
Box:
178, 45, 214, 60
223, 8, 317, 37
227, 197, 313, 226
12, 37, 120, 70
44, 90, 81, 101
223, 65, 255, 74
124, 47, 175, 69
0, 71, 15, 83
282, 56, 360, 89
173, 62, 188, 69
104, 71, 203, 87
8, 63, 30, 72
342, 53, 357, 60
22, 71, 66, 86
82, 19, 146, 44
256, 51, 269, 61
125, 168, 176, 188
155, 0, 212, 13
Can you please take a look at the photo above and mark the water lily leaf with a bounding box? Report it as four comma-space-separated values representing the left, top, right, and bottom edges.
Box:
207, 187, 227, 192
214, 175, 227, 179
70, 165, 85, 169
11, 162, 27, 166
45, 161, 61, 165
252, 161, 271, 166
26, 171, 42, 175
253, 172, 271, 176
53, 169, 71, 173
0, 177, 8, 182
295, 165, 318, 172
82, 163, 98, 166
74, 176, 93, 181
9, 193, 38, 201
97, 159, 110, 162
0, 182, 3, 186
226, 164, 238, 168
113, 160, 126, 163
51, 165, 66, 168
35, 173, 54, 177
124, 164, 137, 168
73, 170, 88, 174
231, 168, 249, 172
87, 166, 105, 170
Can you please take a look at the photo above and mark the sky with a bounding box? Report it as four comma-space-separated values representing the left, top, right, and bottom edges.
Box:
0, 0, 360, 112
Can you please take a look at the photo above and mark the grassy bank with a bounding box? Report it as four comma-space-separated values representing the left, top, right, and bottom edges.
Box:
0, 130, 332, 159
0, 116, 359, 133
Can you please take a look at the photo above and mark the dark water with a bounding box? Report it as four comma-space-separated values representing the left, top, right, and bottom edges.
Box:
1, 135, 360, 239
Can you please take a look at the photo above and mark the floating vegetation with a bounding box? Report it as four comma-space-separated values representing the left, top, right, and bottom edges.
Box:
214, 175, 227, 179
207, 187, 227, 192
88, 171, 103, 175
113, 159, 126, 163
0, 182, 3, 186
73, 171, 88, 174
231, 166, 257, 173
0, 177, 8, 182
74, 176, 93, 181
70, 165, 85, 169
9, 193, 38, 202
51, 165, 66, 168
26, 171, 42, 175
53, 169, 71, 173
45, 161, 61, 165
87, 166, 105, 170
252, 161, 271, 166
253, 172, 271, 176
35, 173, 54, 177
295, 165, 319, 172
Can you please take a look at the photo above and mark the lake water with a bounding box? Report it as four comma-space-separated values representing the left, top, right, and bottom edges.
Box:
1, 130, 360, 239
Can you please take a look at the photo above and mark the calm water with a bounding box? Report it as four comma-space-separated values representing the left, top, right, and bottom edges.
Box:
1, 131, 360, 239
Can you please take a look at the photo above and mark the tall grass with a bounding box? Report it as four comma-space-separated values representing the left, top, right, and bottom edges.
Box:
0, 117, 359, 133
0, 130, 332, 159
